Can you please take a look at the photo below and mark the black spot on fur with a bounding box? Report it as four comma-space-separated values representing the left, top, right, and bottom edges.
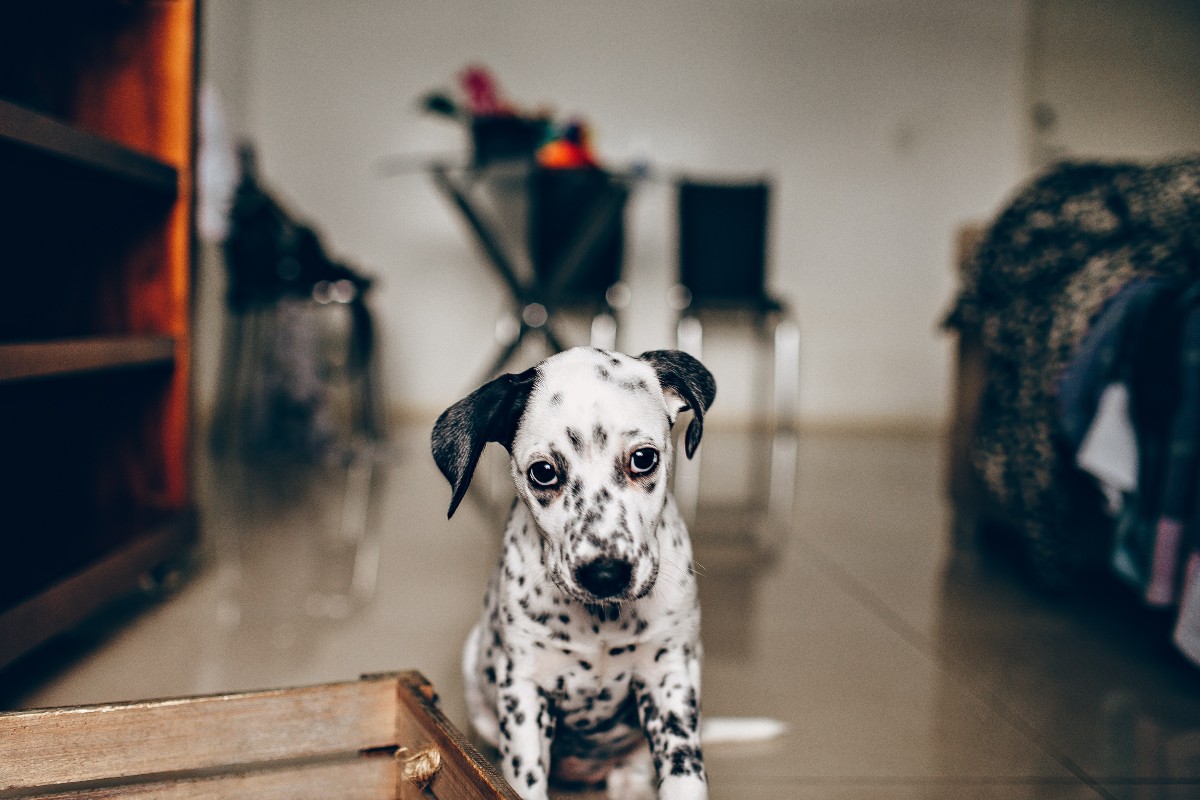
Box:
566, 427, 584, 454
549, 447, 569, 481
593, 423, 608, 449
669, 744, 705, 777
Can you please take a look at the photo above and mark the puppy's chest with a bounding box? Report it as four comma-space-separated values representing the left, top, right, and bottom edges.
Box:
507, 596, 660, 703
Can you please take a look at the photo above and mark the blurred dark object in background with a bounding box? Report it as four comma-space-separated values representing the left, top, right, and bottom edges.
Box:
223, 146, 373, 313
470, 115, 547, 167
211, 145, 386, 465
529, 166, 624, 308
419, 64, 558, 169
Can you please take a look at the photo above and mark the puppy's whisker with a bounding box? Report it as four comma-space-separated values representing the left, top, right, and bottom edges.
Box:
658, 552, 701, 581
650, 566, 687, 593
664, 553, 706, 579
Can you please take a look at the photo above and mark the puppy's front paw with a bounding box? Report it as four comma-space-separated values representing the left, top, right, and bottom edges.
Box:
605, 748, 655, 800
657, 773, 708, 800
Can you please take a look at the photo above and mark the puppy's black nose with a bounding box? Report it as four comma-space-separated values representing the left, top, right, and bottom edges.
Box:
575, 558, 633, 598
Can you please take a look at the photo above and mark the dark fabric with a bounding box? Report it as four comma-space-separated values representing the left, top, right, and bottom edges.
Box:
1157, 296, 1200, 521
1111, 287, 1200, 597
945, 154, 1200, 588
1057, 277, 1164, 450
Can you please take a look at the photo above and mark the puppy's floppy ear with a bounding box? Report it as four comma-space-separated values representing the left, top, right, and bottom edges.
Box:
638, 350, 716, 459
431, 367, 537, 518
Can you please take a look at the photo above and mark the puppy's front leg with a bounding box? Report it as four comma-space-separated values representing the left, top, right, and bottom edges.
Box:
633, 653, 708, 800
496, 673, 555, 800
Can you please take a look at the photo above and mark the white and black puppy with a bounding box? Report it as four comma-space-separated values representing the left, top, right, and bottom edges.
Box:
432, 346, 716, 800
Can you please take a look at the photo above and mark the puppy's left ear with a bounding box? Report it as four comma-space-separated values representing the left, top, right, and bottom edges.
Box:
638, 350, 716, 459
431, 367, 537, 518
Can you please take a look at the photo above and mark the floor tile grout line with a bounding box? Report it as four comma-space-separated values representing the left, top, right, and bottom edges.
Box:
792, 534, 1119, 800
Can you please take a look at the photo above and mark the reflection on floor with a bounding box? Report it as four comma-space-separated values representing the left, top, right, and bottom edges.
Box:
3, 425, 1199, 799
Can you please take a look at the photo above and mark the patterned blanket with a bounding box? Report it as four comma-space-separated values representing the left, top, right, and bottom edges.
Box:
945, 155, 1200, 588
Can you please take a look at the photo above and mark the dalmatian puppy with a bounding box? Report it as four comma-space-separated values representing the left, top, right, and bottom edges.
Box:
432, 347, 715, 800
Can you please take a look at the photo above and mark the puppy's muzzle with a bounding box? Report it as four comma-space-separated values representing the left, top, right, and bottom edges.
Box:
575, 558, 633, 599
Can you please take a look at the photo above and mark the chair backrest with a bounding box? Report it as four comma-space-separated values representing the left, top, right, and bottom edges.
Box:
677, 179, 773, 311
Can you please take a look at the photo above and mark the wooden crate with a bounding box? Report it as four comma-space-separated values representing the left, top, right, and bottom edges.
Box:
0, 672, 520, 800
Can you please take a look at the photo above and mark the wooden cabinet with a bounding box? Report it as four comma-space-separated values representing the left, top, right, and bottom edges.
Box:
0, 2, 198, 670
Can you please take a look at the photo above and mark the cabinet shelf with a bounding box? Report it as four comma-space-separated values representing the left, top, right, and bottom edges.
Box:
0, 99, 177, 196
0, 512, 197, 672
0, 335, 176, 384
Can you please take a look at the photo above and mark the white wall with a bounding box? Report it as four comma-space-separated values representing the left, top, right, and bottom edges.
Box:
199, 0, 1028, 427
1026, 0, 1200, 168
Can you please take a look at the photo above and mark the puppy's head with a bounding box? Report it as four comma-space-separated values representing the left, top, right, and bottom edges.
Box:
432, 347, 715, 604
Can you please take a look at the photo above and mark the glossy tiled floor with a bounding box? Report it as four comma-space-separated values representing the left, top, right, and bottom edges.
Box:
4, 425, 1200, 799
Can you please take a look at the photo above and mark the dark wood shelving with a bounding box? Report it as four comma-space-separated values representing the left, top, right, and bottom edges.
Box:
0, 513, 196, 672
0, 0, 197, 672
0, 335, 176, 384
0, 98, 177, 196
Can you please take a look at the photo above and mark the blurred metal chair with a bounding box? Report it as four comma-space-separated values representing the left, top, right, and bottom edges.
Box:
668, 178, 800, 551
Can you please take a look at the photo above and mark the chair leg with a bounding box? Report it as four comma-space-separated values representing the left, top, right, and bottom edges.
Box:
767, 316, 801, 538
590, 312, 618, 351
209, 309, 245, 456
676, 315, 703, 359
772, 316, 801, 432
673, 315, 704, 524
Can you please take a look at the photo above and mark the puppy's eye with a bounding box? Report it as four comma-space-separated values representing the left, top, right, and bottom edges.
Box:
630, 448, 659, 475
528, 460, 559, 488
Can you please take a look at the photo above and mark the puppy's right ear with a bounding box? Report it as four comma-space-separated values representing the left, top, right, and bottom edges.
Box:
431, 368, 537, 519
